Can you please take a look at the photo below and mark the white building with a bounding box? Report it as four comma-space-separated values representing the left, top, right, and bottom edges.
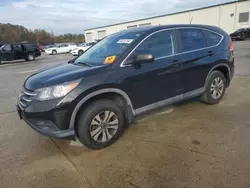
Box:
84, 0, 250, 42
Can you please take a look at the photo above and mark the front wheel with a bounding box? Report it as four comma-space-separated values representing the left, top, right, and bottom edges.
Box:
201, 71, 226, 104
76, 99, 126, 149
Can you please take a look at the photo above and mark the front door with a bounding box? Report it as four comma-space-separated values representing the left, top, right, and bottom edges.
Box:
121, 29, 185, 110
1, 44, 15, 61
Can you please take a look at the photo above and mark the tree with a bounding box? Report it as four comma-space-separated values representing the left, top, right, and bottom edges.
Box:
0, 23, 85, 44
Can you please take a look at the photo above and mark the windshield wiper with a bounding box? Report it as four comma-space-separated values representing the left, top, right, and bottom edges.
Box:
75, 62, 92, 67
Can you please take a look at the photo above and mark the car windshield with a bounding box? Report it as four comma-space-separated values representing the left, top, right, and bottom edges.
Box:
237, 28, 245, 32
74, 30, 144, 66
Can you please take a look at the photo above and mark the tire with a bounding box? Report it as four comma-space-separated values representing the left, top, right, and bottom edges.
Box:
201, 71, 226, 104
76, 99, 126, 149
26, 53, 35, 61
78, 50, 84, 56
52, 50, 57, 55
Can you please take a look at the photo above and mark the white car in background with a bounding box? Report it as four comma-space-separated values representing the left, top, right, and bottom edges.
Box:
71, 42, 97, 56
45, 43, 77, 55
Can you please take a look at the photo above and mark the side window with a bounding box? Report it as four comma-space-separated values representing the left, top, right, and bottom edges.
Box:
3, 45, 12, 51
179, 29, 206, 52
132, 30, 175, 59
203, 30, 222, 46
65, 44, 69, 47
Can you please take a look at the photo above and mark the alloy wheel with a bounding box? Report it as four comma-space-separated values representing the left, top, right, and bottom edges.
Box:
210, 77, 224, 99
28, 54, 34, 60
90, 111, 119, 143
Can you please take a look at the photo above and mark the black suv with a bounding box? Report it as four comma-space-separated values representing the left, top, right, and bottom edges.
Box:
230, 28, 250, 41
0, 43, 41, 64
17, 25, 234, 149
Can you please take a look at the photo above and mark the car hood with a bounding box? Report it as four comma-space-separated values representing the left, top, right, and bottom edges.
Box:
24, 63, 104, 90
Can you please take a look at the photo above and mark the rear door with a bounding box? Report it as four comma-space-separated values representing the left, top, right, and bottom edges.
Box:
57, 44, 67, 53
177, 28, 216, 93
14, 45, 23, 59
63, 44, 70, 53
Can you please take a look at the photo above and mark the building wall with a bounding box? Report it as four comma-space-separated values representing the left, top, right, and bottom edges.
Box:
85, 0, 250, 42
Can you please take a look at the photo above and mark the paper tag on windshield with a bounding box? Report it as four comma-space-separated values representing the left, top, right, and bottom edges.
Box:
104, 56, 116, 64
117, 39, 133, 44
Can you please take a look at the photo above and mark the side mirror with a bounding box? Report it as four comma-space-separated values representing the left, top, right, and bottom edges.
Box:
134, 54, 154, 64
68, 57, 77, 64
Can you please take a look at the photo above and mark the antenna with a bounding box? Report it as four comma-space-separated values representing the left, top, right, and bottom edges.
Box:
189, 16, 193, 24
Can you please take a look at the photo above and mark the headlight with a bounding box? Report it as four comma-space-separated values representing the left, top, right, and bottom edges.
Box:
46, 49, 52, 51
36, 80, 80, 101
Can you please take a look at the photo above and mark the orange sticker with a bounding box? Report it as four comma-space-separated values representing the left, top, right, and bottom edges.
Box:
104, 56, 116, 64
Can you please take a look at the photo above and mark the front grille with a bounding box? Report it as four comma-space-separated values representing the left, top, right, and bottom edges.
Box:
18, 87, 38, 110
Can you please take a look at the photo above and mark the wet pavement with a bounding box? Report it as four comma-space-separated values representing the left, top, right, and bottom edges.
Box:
0, 41, 250, 188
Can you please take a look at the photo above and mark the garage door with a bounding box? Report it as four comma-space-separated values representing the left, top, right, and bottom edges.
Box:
86, 32, 93, 42
97, 30, 107, 39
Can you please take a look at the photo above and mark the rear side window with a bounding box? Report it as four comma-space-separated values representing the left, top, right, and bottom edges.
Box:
133, 30, 175, 58
23, 44, 37, 50
203, 30, 222, 46
179, 29, 206, 52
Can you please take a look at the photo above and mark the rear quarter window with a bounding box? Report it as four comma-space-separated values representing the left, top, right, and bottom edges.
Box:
178, 28, 206, 52
203, 30, 222, 46
23, 44, 38, 50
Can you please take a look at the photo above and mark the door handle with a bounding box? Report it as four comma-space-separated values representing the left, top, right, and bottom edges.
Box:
172, 60, 180, 67
208, 50, 214, 56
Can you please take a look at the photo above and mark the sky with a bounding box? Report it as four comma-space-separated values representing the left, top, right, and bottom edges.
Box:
0, 0, 236, 35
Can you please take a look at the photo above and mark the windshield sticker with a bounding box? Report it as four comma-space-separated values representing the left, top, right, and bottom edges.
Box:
117, 39, 134, 44
104, 56, 116, 64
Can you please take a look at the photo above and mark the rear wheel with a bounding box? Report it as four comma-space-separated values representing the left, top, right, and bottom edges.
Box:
78, 50, 84, 56
76, 99, 126, 149
201, 71, 226, 104
52, 50, 57, 55
25, 53, 35, 61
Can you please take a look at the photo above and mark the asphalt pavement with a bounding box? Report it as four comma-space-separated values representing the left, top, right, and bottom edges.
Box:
0, 41, 250, 188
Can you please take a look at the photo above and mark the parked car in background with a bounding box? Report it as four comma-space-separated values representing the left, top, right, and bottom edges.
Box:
42, 44, 56, 52
45, 43, 77, 55
71, 42, 97, 56
230, 28, 250, 40
17, 25, 234, 149
0, 43, 41, 64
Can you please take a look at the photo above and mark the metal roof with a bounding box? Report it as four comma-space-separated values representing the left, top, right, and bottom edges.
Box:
84, 0, 243, 31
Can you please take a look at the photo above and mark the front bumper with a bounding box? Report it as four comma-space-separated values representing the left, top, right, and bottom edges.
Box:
16, 95, 76, 140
